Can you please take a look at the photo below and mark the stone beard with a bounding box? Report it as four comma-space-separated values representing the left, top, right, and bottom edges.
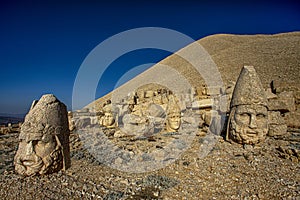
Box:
14, 129, 63, 176
228, 104, 268, 145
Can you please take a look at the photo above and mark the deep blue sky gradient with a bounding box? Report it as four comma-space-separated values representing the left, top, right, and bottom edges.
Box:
0, 0, 299, 114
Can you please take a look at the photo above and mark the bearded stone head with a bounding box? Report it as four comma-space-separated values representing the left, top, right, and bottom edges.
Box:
14, 94, 70, 176
226, 66, 269, 145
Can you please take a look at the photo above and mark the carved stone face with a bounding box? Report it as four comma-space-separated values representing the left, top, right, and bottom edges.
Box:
14, 94, 70, 176
166, 112, 181, 132
229, 104, 268, 144
14, 130, 62, 176
102, 112, 115, 127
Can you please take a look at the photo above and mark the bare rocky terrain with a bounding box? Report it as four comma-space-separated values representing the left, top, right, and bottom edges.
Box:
1, 32, 300, 199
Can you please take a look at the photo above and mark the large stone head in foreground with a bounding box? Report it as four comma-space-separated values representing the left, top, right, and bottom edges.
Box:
226, 66, 268, 145
14, 94, 70, 176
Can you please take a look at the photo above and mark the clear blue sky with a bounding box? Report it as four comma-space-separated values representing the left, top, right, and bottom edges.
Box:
0, 0, 299, 114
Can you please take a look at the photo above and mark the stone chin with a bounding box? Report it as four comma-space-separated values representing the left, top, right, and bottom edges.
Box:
229, 117, 268, 145
166, 121, 181, 132
102, 119, 115, 128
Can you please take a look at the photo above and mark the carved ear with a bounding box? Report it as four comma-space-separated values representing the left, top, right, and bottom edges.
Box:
226, 107, 236, 142
30, 100, 39, 110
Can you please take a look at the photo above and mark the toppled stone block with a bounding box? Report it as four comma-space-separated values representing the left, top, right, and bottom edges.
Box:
147, 104, 166, 118
268, 91, 296, 112
268, 111, 285, 125
268, 111, 287, 136
90, 116, 99, 125
208, 112, 225, 135
268, 124, 287, 136
192, 99, 213, 109
270, 80, 298, 94
284, 111, 300, 128
75, 117, 91, 129
218, 95, 229, 113
207, 86, 221, 96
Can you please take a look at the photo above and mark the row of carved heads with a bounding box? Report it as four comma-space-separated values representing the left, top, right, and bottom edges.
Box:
98, 96, 182, 133
14, 66, 270, 176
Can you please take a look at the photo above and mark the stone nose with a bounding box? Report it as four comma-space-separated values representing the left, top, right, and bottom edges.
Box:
249, 114, 257, 129
25, 141, 34, 155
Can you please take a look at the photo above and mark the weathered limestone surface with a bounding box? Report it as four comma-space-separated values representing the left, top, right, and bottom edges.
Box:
165, 97, 181, 133
268, 91, 296, 112
269, 125, 288, 137
227, 66, 269, 145
99, 103, 116, 128
284, 111, 300, 129
265, 88, 277, 100
14, 94, 70, 176
192, 99, 213, 109
68, 111, 75, 132
268, 111, 287, 136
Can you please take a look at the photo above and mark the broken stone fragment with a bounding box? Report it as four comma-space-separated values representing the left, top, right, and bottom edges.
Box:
192, 99, 213, 109
268, 91, 296, 113
268, 111, 287, 136
206, 86, 222, 96
268, 124, 287, 137
268, 111, 286, 125
75, 116, 91, 129
284, 111, 300, 129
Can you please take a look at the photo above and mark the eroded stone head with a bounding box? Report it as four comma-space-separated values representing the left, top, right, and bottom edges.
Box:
99, 102, 116, 128
14, 94, 70, 176
226, 66, 268, 145
166, 96, 181, 132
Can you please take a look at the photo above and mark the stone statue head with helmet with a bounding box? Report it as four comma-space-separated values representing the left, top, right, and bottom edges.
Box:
14, 94, 70, 176
226, 66, 269, 145
165, 96, 181, 132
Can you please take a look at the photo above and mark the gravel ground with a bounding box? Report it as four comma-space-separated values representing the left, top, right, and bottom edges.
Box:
0, 130, 299, 199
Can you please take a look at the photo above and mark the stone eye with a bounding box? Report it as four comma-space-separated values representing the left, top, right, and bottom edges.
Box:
256, 113, 266, 118
236, 112, 250, 123
41, 134, 53, 143
240, 113, 249, 117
